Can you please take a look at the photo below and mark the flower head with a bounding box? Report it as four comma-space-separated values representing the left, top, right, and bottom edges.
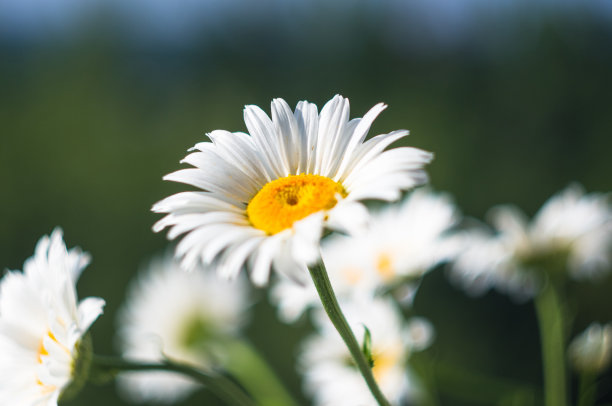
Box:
116, 254, 250, 403
450, 184, 612, 298
271, 189, 460, 322
299, 297, 431, 406
0, 228, 105, 405
153, 95, 432, 285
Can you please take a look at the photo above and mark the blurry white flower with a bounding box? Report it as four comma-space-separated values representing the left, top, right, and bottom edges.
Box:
405, 317, 435, 352
449, 229, 540, 299
450, 184, 612, 298
271, 189, 460, 322
0, 228, 105, 405
524, 185, 612, 278
153, 95, 432, 286
569, 322, 612, 374
116, 254, 250, 403
299, 297, 431, 406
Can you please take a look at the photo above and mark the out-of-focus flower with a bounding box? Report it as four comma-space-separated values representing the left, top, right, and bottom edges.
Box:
449, 229, 540, 299
153, 95, 432, 285
450, 184, 612, 298
0, 229, 105, 405
271, 189, 460, 322
405, 317, 435, 352
116, 254, 250, 403
569, 322, 612, 374
299, 297, 431, 406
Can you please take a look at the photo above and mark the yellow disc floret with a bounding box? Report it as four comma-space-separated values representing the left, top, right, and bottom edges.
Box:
372, 346, 402, 383
247, 174, 347, 235
375, 252, 395, 281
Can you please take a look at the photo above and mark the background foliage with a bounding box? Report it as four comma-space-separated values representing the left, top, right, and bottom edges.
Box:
1, 1, 611, 405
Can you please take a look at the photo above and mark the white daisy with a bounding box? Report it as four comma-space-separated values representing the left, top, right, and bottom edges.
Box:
448, 229, 539, 299
271, 189, 460, 322
568, 322, 612, 374
299, 297, 430, 406
450, 184, 612, 298
116, 253, 250, 403
153, 95, 432, 285
0, 228, 105, 406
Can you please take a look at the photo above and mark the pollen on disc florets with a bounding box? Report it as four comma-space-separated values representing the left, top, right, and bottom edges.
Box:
247, 174, 347, 235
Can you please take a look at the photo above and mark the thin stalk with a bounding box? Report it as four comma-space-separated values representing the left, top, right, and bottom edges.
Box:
577, 373, 597, 406
308, 262, 391, 406
224, 339, 299, 406
534, 282, 567, 406
91, 354, 256, 406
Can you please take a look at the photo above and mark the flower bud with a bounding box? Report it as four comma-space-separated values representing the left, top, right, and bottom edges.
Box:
569, 322, 612, 374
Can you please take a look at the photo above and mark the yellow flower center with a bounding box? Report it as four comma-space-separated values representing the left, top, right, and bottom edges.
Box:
341, 266, 364, 285
371, 346, 402, 383
376, 252, 395, 281
247, 174, 347, 235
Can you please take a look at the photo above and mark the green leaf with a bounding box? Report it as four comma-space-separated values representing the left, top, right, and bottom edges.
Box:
362, 324, 374, 368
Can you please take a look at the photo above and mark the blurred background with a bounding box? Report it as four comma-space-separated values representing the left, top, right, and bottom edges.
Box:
1, 0, 612, 405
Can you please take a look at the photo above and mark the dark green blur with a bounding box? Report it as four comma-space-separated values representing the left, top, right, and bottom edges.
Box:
1, 3, 612, 405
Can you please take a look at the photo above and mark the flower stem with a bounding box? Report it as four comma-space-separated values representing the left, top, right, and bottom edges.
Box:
224, 339, 299, 406
90, 354, 256, 406
534, 282, 568, 406
577, 372, 597, 406
308, 262, 391, 406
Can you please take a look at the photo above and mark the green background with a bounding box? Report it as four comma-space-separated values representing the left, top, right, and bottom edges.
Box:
1, 2, 612, 405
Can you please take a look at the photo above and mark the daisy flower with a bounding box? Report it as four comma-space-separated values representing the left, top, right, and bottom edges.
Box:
116, 254, 250, 403
0, 228, 105, 406
271, 189, 460, 322
450, 184, 612, 298
153, 95, 432, 285
448, 229, 540, 299
299, 297, 432, 406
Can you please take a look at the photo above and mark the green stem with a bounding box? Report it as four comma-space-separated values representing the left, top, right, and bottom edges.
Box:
308, 262, 391, 406
577, 372, 597, 406
534, 282, 568, 406
224, 339, 299, 406
91, 354, 256, 406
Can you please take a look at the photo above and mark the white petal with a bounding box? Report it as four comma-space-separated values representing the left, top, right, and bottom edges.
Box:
181, 150, 261, 198
217, 237, 263, 280
152, 192, 244, 216
340, 130, 411, 185
315, 95, 350, 177
250, 236, 283, 286
293, 100, 319, 174
203, 130, 271, 185
77, 297, 105, 333
291, 212, 324, 265
271, 98, 301, 175
326, 201, 369, 236
489, 205, 529, 241
273, 243, 310, 284
164, 168, 246, 205
334, 102, 387, 180
346, 147, 432, 201
244, 104, 288, 178
164, 212, 248, 240
201, 227, 260, 264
